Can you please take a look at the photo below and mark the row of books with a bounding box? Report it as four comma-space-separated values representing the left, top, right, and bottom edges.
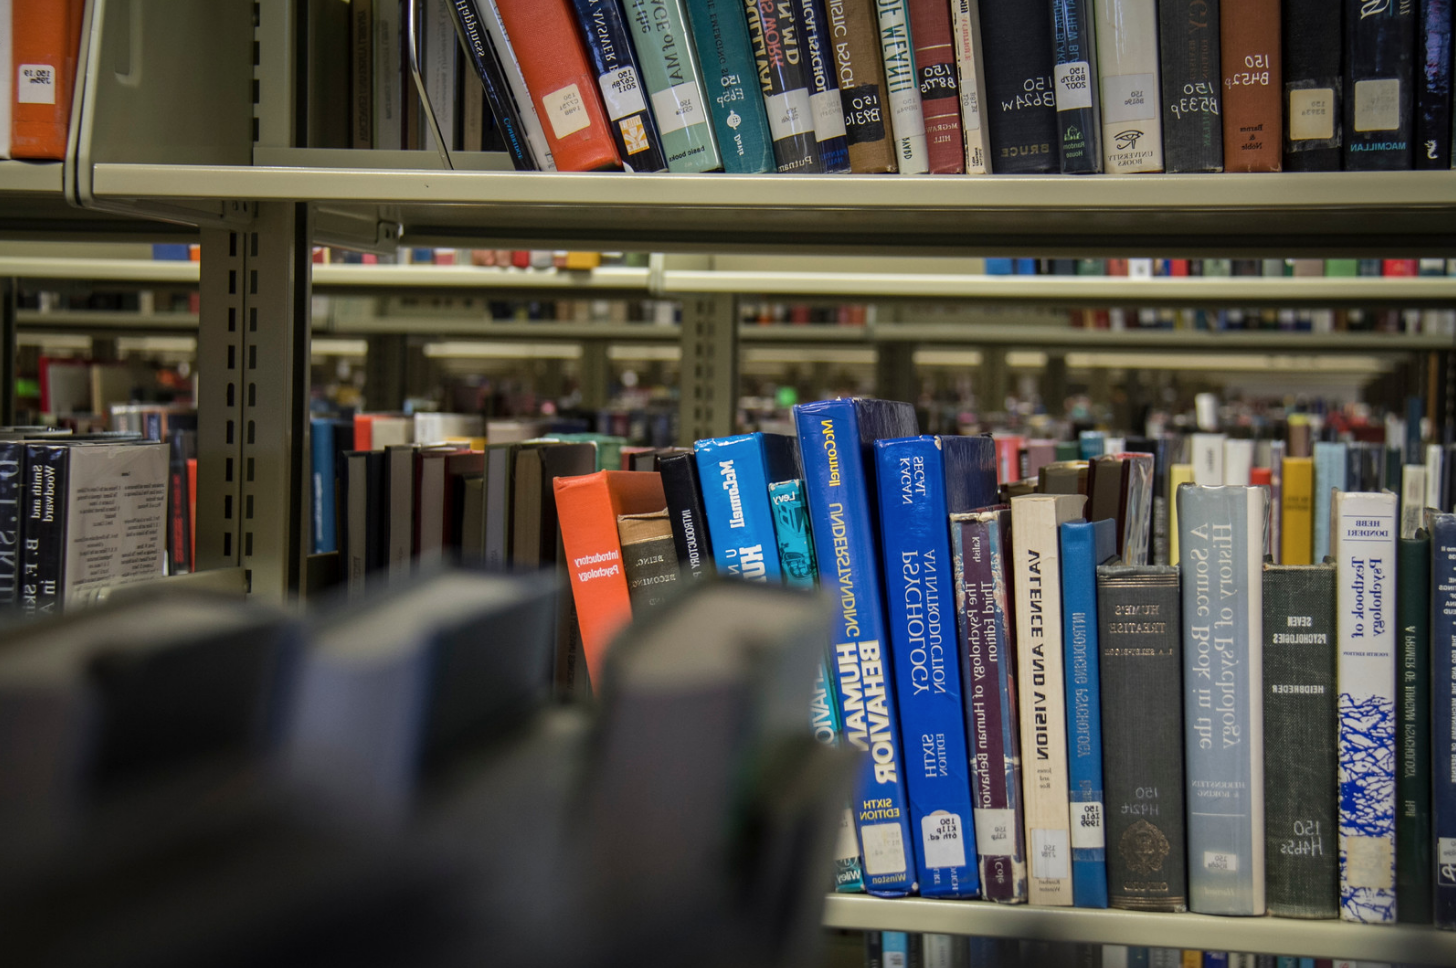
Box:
985, 258, 1456, 278
0, 0, 82, 160
859, 933, 1360, 968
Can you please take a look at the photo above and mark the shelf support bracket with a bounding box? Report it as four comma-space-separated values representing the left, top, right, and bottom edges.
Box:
679, 294, 737, 444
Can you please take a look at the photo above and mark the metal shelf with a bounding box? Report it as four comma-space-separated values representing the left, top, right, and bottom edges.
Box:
88, 166, 1456, 256
0, 162, 194, 241
821, 895, 1456, 961
312, 262, 652, 294
0, 256, 199, 283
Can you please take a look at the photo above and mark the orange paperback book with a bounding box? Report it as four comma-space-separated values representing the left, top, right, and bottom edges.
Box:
12, 0, 78, 159
553, 470, 666, 684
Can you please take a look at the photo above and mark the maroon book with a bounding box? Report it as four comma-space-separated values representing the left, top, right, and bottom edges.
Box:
907, 0, 965, 173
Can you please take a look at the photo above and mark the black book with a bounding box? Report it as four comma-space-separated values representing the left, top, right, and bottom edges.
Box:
0, 441, 21, 606
617, 510, 680, 616
745, 0, 824, 172
167, 429, 197, 576
1160, 0, 1225, 171
1397, 533, 1434, 923
1097, 564, 1188, 912
1263, 563, 1338, 918
1051, 0, 1102, 173
1283, 0, 1344, 170
1416, 0, 1453, 168
344, 451, 387, 595
446, 0, 538, 170
1344, 0, 1418, 169
658, 452, 715, 583
977, 0, 1059, 172
1127, 436, 1173, 565
21, 443, 67, 618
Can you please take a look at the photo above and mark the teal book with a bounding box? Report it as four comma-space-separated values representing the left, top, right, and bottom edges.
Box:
622, 0, 723, 171
1313, 441, 1348, 562
683, 0, 776, 172
769, 479, 818, 590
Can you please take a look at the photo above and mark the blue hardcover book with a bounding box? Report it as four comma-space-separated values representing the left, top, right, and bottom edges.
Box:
569, 0, 670, 171
794, 397, 920, 897
874, 434, 996, 898
1432, 511, 1456, 927
1128, 949, 1150, 968
1202, 954, 1228, 968
1313, 440, 1348, 562
882, 931, 909, 967
311, 417, 337, 554
1059, 517, 1118, 908
1014, 258, 1038, 274
681, 0, 776, 173
694, 433, 797, 583
985, 258, 1014, 275
769, 479, 818, 590
797, 0, 851, 171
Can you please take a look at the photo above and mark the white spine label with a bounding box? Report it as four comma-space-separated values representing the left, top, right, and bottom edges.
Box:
860, 820, 909, 876
1354, 78, 1401, 132
973, 808, 1016, 854
920, 811, 968, 869
1344, 834, 1395, 889
1031, 827, 1071, 880
811, 89, 848, 141
1070, 801, 1104, 849
541, 84, 592, 139
1289, 88, 1336, 141
1203, 850, 1239, 872
1055, 61, 1094, 111
651, 81, 708, 135
1101, 73, 1158, 124
18, 64, 56, 105
1438, 837, 1456, 885
835, 806, 861, 862
765, 88, 815, 141
597, 67, 648, 121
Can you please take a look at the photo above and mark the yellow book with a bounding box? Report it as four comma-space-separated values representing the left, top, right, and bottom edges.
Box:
563, 251, 602, 270
1281, 457, 1314, 565
1181, 953, 1202, 968
1168, 464, 1194, 565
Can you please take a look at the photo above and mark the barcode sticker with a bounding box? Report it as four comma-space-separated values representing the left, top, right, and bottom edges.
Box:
860, 821, 908, 876
1101, 72, 1157, 124
597, 67, 647, 121
1344, 834, 1394, 889
1054, 61, 1093, 111
1070, 801, 1104, 849
1354, 78, 1401, 132
811, 90, 848, 141
541, 83, 592, 139
973, 808, 1016, 854
1031, 827, 1070, 880
765, 88, 815, 141
18, 64, 57, 105
651, 81, 708, 135
1203, 850, 1238, 872
920, 811, 968, 869
1288, 88, 1336, 141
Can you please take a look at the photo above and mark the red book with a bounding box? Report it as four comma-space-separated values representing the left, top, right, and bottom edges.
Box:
187, 458, 198, 566
907, 0, 964, 173
12, 0, 76, 158
1169, 259, 1190, 277
1106, 259, 1129, 276
1382, 259, 1419, 276
511, 250, 531, 269
492, 0, 622, 172
1250, 467, 1272, 486
353, 414, 376, 453
1220, 0, 1282, 172
993, 434, 1025, 484
554, 470, 666, 685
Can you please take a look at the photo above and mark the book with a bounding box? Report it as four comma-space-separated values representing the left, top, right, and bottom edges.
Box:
1224, 438, 1255, 486
768, 479, 818, 590
875, 435, 996, 899
1282, 0, 1342, 169
1178, 485, 1267, 915
1396, 532, 1433, 923
798, 0, 853, 171
825, 0, 898, 171
907, 0, 965, 172
1051, 0, 1103, 174
951, 507, 1028, 903
447, 0, 538, 169
622, 0, 722, 172
570, 0, 672, 171
12, 0, 75, 159
1191, 434, 1226, 487
1095, 0, 1164, 172
1098, 564, 1189, 912
310, 418, 340, 555
680, 0, 775, 173
373, 0, 402, 151
951, 0, 992, 172
658, 452, 715, 583
491, 0, 624, 172
694, 432, 797, 583
1416, 0, 1452, 167
511, 442, 597, 569
977, 0, 1059, 172
794, 397, 920, 897
1313, 442, 1348, 564
385, 445, 416, 582
1281, 457, 1314, 566
483, 443, 517, 571
1401, 464, 1428, 539
876, 0, 930, 173
1331, 489, 1398, 923
1263, 563, 1339, 919
553, 469, 667, 686
1344, 0, 1418, 168
167, 429, 196, 576
422, 0, 458, 153
350, 0, 373, 149
343, 450, 387, 595
0, 441, 20, 604
1160, 0, 1224, 171
1011, 493, 1088, 905
1220, 0, 1283, 171
1431, 512, 1456, 928
742, 0, 823, 171
617, 509, 679, 615
1127, 437, 1173, 566
1061, 518, 1118, 908
472, 0, 560, 168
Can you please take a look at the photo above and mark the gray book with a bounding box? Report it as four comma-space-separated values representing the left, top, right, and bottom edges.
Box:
1177, 484, 1268, 915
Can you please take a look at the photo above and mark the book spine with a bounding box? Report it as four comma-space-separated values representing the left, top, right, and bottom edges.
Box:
11, 0, 71, 159
618, 519, 679, 614
21, 444, 65, 616
1396, 534, 1433, 922
450, 0, 538, 169
1416, 0, 1452, 167
1282, 0, 1343, 170
813, 657, 870, 892
0, 442, 20, 605
1160, 0, 1225, 172
1051, 0, 1103, 174
907, 0, 964, 172
1262, 565, 1339, 919
676, 1, 775, 173
977, 0, 1059, 171
769, 479, 819, 591
659, 453, 716, 582
1432, 513, 1456, 928
826, 0, 898, 171
571, 0, 673, 171
950, 0, 991, 172
373, 0, 402, 150
1313, 443, 1347, 563
798, 0, 853, 171
311, 420, 337, 554
952, 512, 1028, 903
1343, 0, 1418, 169
351, 0, 374, 149
475, 2, 560, 169
1097, 564, 1189, 912
1061, 523, 1110, 908
796, 400, 917, 897
1220, 0, 1283, 172
695, 436, 783, 583
168, 432, 194, 575
876, 439, 980, 898
875, 0, 930, 173
623, 0, 723, 171
742, 0, 824, 171
1332, 491, 1398, 923
1095, 0, 1164, 172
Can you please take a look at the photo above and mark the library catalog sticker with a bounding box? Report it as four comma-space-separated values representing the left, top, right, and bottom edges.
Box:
18, 64, 57, 104
835, 807, 862, 863
651, 81, 708, 135
765, 88, 815, 141
1344, 834, 1395, 889
920, 811, 968, 869
1354, 78, 1401, 132
1070, 801, 1104, 849
860, 821, 908, 876
811, 90, 848, 141
1288, 88, 1336, 141
1031, 827, 1070, 881
597, 67, 647, 121
618, 116, 650, 157
1054, 61, 1093, 111
974, 808, 1016, 854
1438, 838, 1456, 886
1203, 850, 1238, 873
541, 84, 592, 140
1100, 73, 1157, 124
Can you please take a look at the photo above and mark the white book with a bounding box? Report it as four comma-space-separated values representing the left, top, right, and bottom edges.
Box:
1223, 438, 1255, 485
1331, 490, 1398, 923
1101, 946, 1129, 968
0, 0, 11, 158
1191, 433, 1226, 486
922, 934, 955, 968
1427, 443, 1446, 511
1094, 0, 1162, 171
1400, 464, 1427, 538
875, 0, 929, 174
1104, 436, 1125, 455
372, 0, 401, 149
479, 1, 557, 170
1009, 493, 1087, 905
413, 412, 484, 444
951, 0, 991, 173
422, 0, 457, 152
1128, 258, 1154, 279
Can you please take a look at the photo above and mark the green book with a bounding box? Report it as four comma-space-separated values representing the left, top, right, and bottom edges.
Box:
1075, 258, 1105, 276
1325, 258, 1359, 277
1054, 440, 1080, 462
1397, 533, 1433, 923
540, 433, 628, 472
622, 0, 722, 172
682, 0, 775, 172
